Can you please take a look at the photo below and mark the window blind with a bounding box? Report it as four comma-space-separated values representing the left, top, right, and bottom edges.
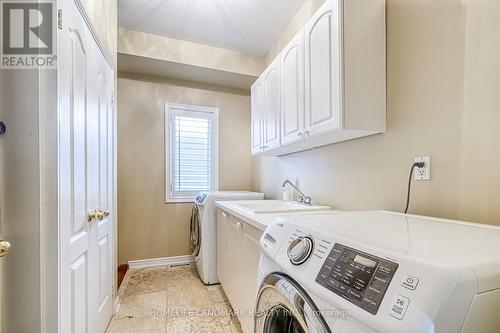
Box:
167, 105, 218, 201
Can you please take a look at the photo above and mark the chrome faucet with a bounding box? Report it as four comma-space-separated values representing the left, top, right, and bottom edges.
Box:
282, 179, 312, 205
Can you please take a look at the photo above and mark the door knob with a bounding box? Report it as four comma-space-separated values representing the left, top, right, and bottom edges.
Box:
95, 210, 104, 221
87, 209, 100, 223
101, 209, 110, 218
87, 210, 96, 222
0, 240, 11, 257
87, 209, 110, 222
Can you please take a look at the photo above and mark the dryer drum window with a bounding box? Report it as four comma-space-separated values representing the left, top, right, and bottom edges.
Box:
264, 305, 305, 333
190, 204, 201, 256
255, 273, 331, 333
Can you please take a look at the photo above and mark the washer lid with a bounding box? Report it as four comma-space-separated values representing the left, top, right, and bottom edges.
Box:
284, 211, 500, 292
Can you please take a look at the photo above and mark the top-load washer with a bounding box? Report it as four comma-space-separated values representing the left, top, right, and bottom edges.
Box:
190, 191, 264, 284
256, 211, 500, 333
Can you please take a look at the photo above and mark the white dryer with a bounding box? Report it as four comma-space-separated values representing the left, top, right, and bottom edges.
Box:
256, 211, 500, 333
190, 191, 264, 285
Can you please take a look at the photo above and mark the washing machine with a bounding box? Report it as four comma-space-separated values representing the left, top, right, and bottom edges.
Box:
190, 191, 264, 285
256, 211, 500, 332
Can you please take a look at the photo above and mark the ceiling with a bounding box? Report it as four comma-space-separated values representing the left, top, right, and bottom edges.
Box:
118, 0, 306, 56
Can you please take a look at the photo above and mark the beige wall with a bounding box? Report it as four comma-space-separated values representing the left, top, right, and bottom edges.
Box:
253, 0, 500, 226
117, 76, 252, 264
118, 28, 265, 77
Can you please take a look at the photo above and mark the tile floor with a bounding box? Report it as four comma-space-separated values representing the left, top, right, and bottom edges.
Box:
106, 266, 243, 333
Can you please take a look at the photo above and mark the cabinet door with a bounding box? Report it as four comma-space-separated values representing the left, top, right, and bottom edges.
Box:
251, 80, 263, 154
305, 0, 342, 136
239, 223, 264, 333
227, 215, 243, 309
262, 59, 281, 151
280, 29, 305, 145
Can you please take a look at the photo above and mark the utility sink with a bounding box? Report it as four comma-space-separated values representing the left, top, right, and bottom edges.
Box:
233, 200, 330, 214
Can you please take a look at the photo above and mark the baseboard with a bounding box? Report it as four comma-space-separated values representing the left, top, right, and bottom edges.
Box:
128, 255, 195, 269
113, 295, 121, 314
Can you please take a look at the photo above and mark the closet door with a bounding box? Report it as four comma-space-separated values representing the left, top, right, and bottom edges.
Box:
88, 48, 114, 333
304, 0, 342, 136
58, 1, 93, 331
280, 29, 305, 145
262, 59, 281, 151
59, 1, 114, 332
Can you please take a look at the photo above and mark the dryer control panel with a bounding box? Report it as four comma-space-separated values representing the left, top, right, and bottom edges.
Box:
315, 243, 398, 315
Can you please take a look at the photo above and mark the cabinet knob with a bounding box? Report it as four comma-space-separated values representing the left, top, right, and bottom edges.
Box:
297, 132, 303, 137
304, 130, 310, 137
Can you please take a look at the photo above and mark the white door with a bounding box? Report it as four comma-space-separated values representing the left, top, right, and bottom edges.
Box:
58, 1, 114, 332
305, 0, 342, 136
251, 80, 263, 154
262, 59, 281, 151
58, 2, 91, 331
280, 29, 305, 145
89, 51, 114, 333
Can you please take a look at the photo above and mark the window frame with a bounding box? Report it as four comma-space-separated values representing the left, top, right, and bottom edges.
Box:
165, 102, 219, 203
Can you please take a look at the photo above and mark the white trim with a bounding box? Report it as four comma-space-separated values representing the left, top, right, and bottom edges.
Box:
128, 255, 195, 269
164, 102, 220, 203
113, 296, 121, 314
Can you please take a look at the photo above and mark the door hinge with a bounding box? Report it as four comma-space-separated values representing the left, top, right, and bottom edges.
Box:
111, 91, 115, 104
57, 9, 63, 30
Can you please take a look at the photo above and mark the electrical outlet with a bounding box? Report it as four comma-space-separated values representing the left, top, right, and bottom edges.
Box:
414, 156, 431, 181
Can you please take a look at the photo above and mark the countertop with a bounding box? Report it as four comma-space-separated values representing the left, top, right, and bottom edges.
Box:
214, 200, 333, 231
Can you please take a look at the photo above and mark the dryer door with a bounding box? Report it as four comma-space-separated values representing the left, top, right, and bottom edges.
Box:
189, 204, 201, 257
255, 273, 331, 333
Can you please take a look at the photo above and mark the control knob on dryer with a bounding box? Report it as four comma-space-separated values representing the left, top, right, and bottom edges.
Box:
287, 236, 314, 265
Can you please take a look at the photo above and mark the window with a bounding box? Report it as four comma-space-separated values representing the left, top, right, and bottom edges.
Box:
165, 103, 219, 202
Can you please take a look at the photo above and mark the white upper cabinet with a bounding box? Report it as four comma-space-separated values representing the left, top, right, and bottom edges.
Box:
251, 0, 386, 156
262, 58, 281, 151
251, 81, 263, 154
280, 29, 305, 145
304, 1, 341, 136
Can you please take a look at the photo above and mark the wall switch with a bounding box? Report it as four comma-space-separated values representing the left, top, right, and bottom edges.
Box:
414, 156, 431, 181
